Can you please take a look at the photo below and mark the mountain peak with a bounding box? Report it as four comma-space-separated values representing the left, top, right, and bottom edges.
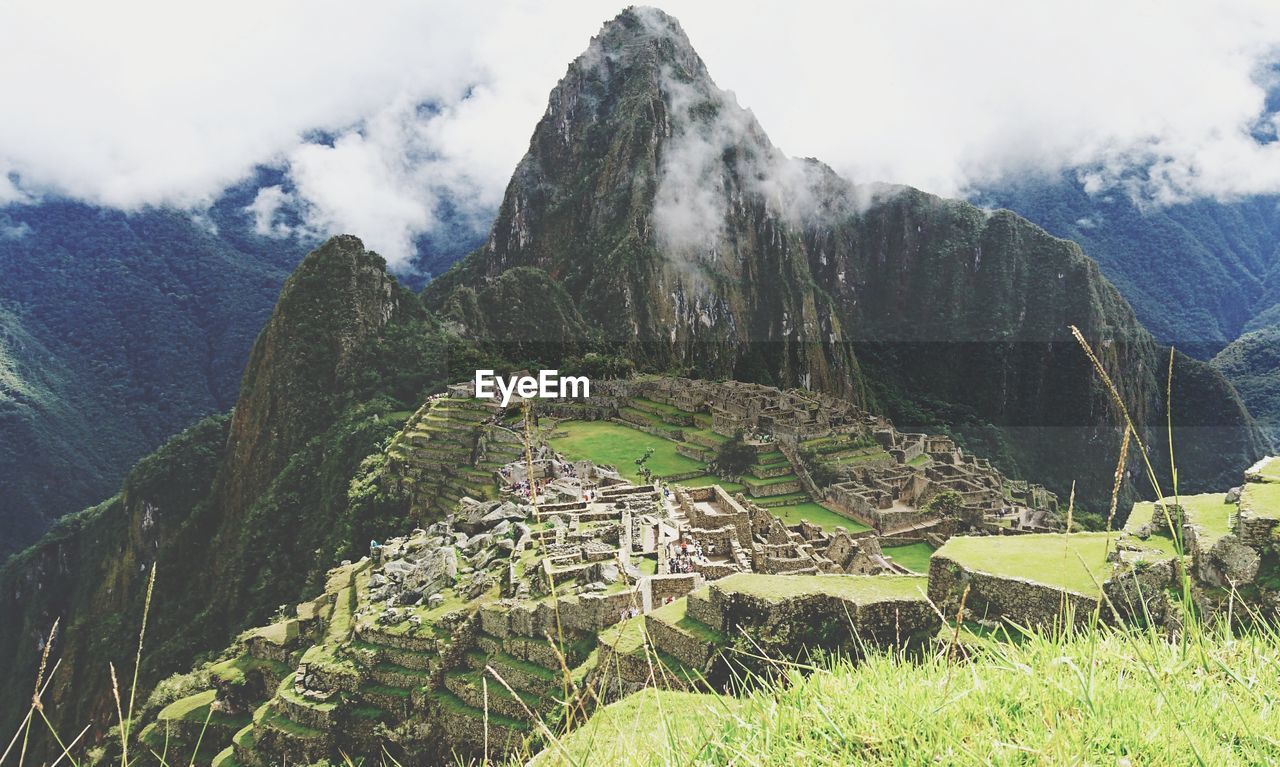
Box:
585, 6, 705, 79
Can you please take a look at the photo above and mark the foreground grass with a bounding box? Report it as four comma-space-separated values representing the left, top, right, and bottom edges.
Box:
538, 626, 1280, 766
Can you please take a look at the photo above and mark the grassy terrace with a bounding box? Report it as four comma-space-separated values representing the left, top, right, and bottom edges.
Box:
649, 598, 725, 644
1242, 480, 1280, 520
549, 420, 704, 481
1128, 493, 1234, 546
675, 474, 746, 494
714, 573, 929, 604
770, 502, 870, 534
882, 541, 935, 574
1249, 456, 1280, 482
935, 533, 1113, 596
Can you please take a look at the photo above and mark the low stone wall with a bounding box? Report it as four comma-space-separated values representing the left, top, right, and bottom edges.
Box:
485, 588, 643, 640
747, 479, 802, 498
1236, 511, 1279, 552
643, 614, 718, 669
650, 573, 699, 605
676, 443, 712, 461
927, 555, 1101, 628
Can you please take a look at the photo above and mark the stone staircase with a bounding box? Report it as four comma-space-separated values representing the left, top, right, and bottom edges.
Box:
386, 395, 502, 517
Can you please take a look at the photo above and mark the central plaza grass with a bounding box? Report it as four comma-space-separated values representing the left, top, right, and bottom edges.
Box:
549, 420, 705, 481
550, 419, 869, 534
770, 502, 870, 534
935, 532, 1114, 596
881, 541, 935, 573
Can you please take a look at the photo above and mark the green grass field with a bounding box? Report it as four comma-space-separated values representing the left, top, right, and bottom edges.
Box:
770, 502, 870, 534
536, 625, 1280, 766
549, 420, 704, 481
935, 533, 1114, 596
882, 541, 935, 573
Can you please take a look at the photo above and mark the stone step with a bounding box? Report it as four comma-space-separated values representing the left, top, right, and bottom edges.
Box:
644, 600, 722, 671
429, 689, 530, 740
443, 670, 549, 721
212, 745, 239, 767
369, 661, 431, 690
231, 724, 257, 767
350, 639, 439, 671
358, 683, 414, 714
464, 650, 559, 696
273, 686, 338, 731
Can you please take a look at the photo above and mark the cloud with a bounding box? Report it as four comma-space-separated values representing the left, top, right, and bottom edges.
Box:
2, 0, 1280, 268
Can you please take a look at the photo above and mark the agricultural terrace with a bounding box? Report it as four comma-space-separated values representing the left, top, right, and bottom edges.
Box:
881, 541, 935, 574
933, 533, 1114, 596
547, 416, 858, 534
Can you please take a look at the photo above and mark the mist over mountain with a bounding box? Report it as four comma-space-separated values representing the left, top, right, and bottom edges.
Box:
0, 8, 1274, 762
427, 7, 1265, 509
0, 175, 483, 557
975, 178, 1280, 359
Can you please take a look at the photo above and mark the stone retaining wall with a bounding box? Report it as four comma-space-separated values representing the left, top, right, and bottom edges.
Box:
927, 555, 1101, 628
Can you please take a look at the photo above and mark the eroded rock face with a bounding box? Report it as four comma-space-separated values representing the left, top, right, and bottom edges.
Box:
426, 7, 1265, 513
1203, 535, 1261, 587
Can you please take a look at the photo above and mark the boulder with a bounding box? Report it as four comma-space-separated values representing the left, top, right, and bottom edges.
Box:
1204, 535, 1261, 586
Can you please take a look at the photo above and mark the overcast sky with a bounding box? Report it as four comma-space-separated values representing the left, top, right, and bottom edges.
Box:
3, 0, 1280, 267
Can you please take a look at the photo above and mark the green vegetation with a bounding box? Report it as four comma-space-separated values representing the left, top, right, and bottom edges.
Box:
541, 625, 1280, 766
935, 533, 1113, 596
769, 502, 870, 534
1242, 480, 1280, 520
549, 420, 703, 481
715, 573, 928, 604
530, 689, 740, 766
882, 541, 935, 574
1212, 327, 1280, 445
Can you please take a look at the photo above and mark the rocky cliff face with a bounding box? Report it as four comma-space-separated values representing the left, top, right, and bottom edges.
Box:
427, 7, 1266, 510
217, 235, 405, 527
0, 236, 446, 760
426, 8, 862, 398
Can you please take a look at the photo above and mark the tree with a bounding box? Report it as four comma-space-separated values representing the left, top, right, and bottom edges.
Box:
713, 432, 756, 477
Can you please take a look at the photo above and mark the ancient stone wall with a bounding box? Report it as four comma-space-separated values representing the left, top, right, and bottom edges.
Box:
928, 555, 1102, 628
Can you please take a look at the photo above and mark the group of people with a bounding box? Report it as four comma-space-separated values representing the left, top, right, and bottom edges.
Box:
667, 539, 707, 574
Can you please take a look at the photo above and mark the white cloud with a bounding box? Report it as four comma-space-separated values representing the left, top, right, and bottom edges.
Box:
2, 0, 1280, 268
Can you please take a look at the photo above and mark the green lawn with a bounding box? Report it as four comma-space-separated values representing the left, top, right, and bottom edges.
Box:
1242, 481, 1280, 520
770, 502, 871, 534
935, 533, 1114, 596
1251, 456, 1280, 482
1129, 493, 1233, 546
631, 397, 683, 415
882, 541, 935, 574
549, 420, 704, 481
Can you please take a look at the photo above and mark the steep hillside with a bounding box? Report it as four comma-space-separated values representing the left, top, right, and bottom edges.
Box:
1213, 327, 1280, 446
0, 236, 487, 760
974, 179, 1280, 358
427, 7, 1265, 511
0, 201, 302, 557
